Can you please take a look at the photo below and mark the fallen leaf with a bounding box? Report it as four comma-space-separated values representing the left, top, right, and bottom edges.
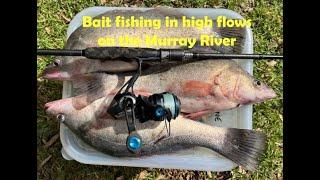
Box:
154, 174, 166, 180
238, 166, 246, 174
138, 170, 148, 180
45, 27, 51, 34
207, 171, 212, 178
266, 60, 277, 67
100, 0, 108, 4
37, 77, 44, 82
116, 176, 125, 180
111, 0, 122, 5
276, 142, 283, 149
39, 155, 52, 170
60, 12, 71, 23
43, 134, 59, 149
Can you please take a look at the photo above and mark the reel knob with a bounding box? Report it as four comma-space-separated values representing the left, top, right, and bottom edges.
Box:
154, 106, 166, 120
126, 133, 142, 153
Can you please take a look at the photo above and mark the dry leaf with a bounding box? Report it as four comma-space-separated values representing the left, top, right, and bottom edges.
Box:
155, 174, 167, 180
39, 155, 52, 170
138, 170, 148, 180
45, 27, 51, 34
100, 0, 108, 4
116, 176, 125, 180
238, 166, 246, 174
60, 12, 71, 23
44, 134, 59, 149
207, 171, 212, 178
276, 142, 283, 149
111, 0, 122, 5
266, 60, 277, 67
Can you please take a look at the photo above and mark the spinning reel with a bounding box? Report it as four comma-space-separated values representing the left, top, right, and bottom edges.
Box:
107, 59, 181, 153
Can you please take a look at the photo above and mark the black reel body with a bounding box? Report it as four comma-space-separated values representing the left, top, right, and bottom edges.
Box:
106, 59, 181, 153
108, 92, 180, 123
107, 91, 180, 153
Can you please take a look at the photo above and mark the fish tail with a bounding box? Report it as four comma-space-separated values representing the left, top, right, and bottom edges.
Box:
216, 128, 266, 171
212, 26, 246, 54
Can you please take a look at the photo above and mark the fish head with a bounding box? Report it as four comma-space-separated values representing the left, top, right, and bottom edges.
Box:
41, 57, 73, 80
236, 74, 276, 104
215, 65, 276, 105
44, 98, 75, 120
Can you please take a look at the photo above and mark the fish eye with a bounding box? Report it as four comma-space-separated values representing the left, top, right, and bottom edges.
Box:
56, 113, 65, 122
53, 59, 61, 66
253, 79, 261, 86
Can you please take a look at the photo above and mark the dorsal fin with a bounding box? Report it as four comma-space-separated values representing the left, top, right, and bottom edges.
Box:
211, 25, 247, 54
151, 6, 185, 18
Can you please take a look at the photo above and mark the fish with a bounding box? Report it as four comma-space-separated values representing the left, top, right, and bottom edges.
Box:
42, 7, 246, 80
45, 60, 276, 120
132, 60, 277, 119
44, 94, 266, 171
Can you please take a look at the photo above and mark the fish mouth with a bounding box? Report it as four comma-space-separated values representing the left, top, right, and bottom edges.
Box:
44, 100, 62, 116
41, 68, 71, 81
256, 87, 277, 103
264, 88, 277, 100
269, 88, 277, 98
44, 101, 56, 115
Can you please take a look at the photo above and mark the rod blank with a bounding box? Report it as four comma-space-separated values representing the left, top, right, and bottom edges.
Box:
194, 53, 283, 60
37, 49, 83, 56
37, 47, 283, 60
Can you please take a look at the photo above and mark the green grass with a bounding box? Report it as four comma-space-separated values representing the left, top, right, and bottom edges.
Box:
37, 0, 283, 179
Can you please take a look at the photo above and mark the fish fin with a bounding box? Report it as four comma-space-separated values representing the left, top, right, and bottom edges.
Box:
152, 6, 185, 18
182, 80, 212, 97
70, 73, 106, 110
216, 128, 266, 171
72, 73, 105, 96
212, 25, 246, 54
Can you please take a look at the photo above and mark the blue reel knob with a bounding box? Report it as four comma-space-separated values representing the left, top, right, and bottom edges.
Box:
155, 107, 165, 118
126, 134, 142, 152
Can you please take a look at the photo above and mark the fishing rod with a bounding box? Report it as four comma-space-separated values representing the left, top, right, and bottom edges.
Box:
37, 47, 283, 61
38, 47, 282, 153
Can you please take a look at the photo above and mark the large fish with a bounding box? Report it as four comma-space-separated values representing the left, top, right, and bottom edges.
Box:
44, 60, 276, 120
44, 95, 266, 171
42, 7, 246, 80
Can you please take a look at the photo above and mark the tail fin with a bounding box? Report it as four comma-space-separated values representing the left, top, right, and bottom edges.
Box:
72, 73, 123, 110
216, 128, 266, 171
212, 26, 247, 54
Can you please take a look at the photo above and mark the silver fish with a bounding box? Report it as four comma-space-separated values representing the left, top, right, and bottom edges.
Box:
42, 7, 246, 80
49, 59, 276, 120
44, 95, 266, 171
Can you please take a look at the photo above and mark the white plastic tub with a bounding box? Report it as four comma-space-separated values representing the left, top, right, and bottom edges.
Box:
60, 7, 253, 172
